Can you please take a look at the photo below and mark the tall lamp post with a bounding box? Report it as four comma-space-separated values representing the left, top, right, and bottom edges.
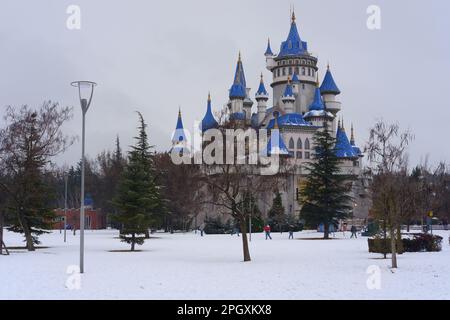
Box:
71, 81, 97, 274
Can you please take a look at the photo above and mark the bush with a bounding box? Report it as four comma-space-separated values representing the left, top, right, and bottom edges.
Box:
204, 217, 229, 235
368, 238, 404, 255
402, 233, 443, 252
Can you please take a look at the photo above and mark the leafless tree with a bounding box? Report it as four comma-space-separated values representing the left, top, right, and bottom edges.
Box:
366, 119, 413, 268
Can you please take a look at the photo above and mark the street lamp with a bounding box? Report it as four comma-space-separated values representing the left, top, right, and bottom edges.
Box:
71, 80, 97, 274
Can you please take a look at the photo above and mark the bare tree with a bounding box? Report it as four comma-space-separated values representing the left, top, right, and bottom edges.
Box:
366, 119, 413, 268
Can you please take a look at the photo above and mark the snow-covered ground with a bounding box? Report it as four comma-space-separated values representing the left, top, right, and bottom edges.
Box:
1, 229, 449, 300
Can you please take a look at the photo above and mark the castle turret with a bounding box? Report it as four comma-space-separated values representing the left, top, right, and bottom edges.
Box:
304, 75, 334, 127
265, 38, 276, 70
200, 93, 219, 132
171, 108, 189, 154
282, 77, 295, 113
255, 73, 269, 125
320, 64, 341, 115
229, 52, 247, 123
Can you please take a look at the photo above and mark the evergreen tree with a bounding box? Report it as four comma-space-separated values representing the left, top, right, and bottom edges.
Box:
268, 191, 286, 232
300, 123, 353, 239
112, 113, 163, 251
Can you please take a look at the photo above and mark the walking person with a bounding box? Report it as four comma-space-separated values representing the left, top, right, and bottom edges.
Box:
288, 224, 294, 240
264, 224, 272, 240
350, 225, 357, 239
342, 223, 348, 238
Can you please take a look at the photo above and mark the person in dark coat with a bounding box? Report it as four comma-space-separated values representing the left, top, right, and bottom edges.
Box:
350, 225, 358, 238
288, 225, 294, 239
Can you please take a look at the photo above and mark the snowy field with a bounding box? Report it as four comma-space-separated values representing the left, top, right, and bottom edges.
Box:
1, 229, 450, 300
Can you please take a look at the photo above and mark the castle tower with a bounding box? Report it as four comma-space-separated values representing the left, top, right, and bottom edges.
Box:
281, 77, 296, 113
265, 10, 318, 114
320, 64, 341, 115
255, 73, 269, 125
229, 52, 247, 123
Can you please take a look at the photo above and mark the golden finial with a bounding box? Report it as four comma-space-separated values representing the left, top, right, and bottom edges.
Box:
327, 61, 330, 70
291, 5, 296, 22
178, 106, 182, 117
342, 116, 345, 131
316, 72, 320, 87
337, 118, 341, 129
260, 72, 264, 82
207, 91, 211, 102
238, 51, 241, 62
287, 75, 291, 84
274, 112, 280, 129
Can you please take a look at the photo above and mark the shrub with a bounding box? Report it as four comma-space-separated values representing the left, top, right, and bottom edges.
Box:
402, 233, 443, 252
368, 238, 404, 255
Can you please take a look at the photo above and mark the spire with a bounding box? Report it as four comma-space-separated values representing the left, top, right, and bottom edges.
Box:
172, 107, 187, 144
256, 73, 269, 98
335, 120, 358, 158
292, 72, 300, 83
201, 93, 219, 132
278, 9, 307, 58
265, 38, 274, 56
320, 65, 341, 95
308, 86, 325, 111
350, 123, 355, 146
266, 112, 290, 156
229, 52, 247, 99
176, 107, 184, 130
282, 76, 295, 98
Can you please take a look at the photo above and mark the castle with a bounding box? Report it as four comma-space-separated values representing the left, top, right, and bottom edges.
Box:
171, 10, 369, 221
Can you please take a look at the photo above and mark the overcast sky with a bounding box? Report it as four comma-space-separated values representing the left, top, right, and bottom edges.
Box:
1, 0, 449, 168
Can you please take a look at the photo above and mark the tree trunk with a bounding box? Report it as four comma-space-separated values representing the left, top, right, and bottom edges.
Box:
382, 221, 387, 259
240, 219, 251, 262
390, 228, 398, 268
131, 233, 135, 251
323, 222, 330, 239
17, 209, 35, 251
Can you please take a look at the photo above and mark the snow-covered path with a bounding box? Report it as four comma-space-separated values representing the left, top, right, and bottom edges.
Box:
1, 229, 449, 300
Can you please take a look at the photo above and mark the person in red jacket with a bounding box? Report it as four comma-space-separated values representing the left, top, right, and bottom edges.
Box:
264, 225, 272, 240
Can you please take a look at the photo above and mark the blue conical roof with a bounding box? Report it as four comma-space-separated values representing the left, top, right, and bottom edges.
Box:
308, 87, 325, 111
265, 38, 274, 56
172, 109, 187, 144
266, 115, 290, 156
278, 12, 308, 58
229, 53, 247, 99
283, 81, 295, 98
335, 125, 358, 158
201, 94, 219, 132
292, 73, 300, 83
320, 67, 341, 95
256, 74, 268, 96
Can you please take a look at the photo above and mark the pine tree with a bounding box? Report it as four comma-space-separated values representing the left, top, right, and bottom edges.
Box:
112, 113, 163, 251
300, 123, 353, 239
268, 191, 286, 232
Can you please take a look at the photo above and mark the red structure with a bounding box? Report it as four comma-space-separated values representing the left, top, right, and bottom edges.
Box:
53, 208, 106, 230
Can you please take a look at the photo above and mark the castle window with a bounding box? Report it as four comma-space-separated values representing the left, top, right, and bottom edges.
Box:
308, 68, 311, 76
312, 69, 315, 77
295, 67, 299, 75
302, 67, 306, 75
282, 68, 286, 76
277, 69, 280, 77
289, 138, 295, 150
305, 138, 310, 150
305, 152, 310, 159
297, 138, 302, 149
296, 151, 302, 159
288, 67, 292, 75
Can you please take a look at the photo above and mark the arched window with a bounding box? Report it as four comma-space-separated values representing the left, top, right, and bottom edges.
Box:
295, 67, 299, 75
302, 67, 306, 75
308, 68, 311, 76
288, 67, 292, 75
289, 138, 295, 150
305, 138, 310, 150
282, 68, 286, 76
297, 138, 302, 149
312, 69, 315, 77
